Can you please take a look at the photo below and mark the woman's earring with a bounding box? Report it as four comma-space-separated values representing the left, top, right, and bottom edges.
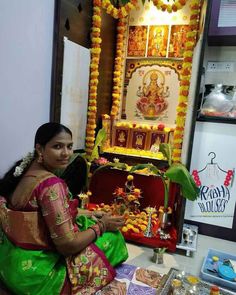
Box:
37, 153, 43, 164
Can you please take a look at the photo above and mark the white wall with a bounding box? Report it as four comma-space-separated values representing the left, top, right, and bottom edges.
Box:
0, 0, 55, 176
204, 45, 236, 85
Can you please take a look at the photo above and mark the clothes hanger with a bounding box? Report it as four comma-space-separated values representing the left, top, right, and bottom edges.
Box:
198, 152, 227, 173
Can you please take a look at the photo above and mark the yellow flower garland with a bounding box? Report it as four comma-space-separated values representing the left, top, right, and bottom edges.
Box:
88, 0, 201, 162
85, 2, 102, 156
110, 17, 127, 118
152, 0, 187, 13
172, 0, 201, 162
94, 0, 138, 19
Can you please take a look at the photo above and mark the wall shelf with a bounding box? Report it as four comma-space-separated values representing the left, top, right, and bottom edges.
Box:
197, 115, 236, 125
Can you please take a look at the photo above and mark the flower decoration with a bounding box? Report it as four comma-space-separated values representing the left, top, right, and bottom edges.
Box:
110, 17, 128, 118
89, 0, 202, 163
158, 206, 172, 214
95, 0, 138, 19
172, 0, 201, 163
113, 174, 142, 214
192, 169, 201, 187
152, 0, 187, 13
113, 187, 126, 198
85, 2, 102, 156
94, 157, 109, 165
13, 152, 34, 177
224, 170, 234, 187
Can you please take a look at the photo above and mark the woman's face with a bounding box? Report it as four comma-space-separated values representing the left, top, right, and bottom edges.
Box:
38, 131, 73, 172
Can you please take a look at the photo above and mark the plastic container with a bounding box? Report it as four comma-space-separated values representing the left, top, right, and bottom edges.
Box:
200, 249, 236, 291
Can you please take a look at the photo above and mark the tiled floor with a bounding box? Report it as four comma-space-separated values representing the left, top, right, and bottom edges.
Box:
126, 234, 236, 277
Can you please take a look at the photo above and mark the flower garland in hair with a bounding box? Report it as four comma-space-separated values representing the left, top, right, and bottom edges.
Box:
172, 0, 201, 163
152, 0, 187, 13
110, 17, 128, 118
94, 0, 138, 19
13, 152, 34, 177
85, 1, 102, 156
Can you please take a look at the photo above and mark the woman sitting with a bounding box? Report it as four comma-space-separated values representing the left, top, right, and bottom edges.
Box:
0, 122, 128, 295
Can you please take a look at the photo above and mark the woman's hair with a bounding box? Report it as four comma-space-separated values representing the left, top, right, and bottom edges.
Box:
34, 122, 72, 148
0, 122, 72, 199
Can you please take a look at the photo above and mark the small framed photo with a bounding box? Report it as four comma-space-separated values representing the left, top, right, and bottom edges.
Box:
148, 131, 168, 150
130, 129, 149, 150
112, 127, 131, 148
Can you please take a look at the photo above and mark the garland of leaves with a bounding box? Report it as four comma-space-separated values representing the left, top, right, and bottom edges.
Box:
172, 0, 201, 163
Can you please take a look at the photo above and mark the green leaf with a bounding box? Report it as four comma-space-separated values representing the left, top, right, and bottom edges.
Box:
159, 143, 172, 167
89, 128, 107, 162
130, 163, 160, 175
165, 163, 199, 201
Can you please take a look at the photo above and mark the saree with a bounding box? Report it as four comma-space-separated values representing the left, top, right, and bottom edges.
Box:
0, 173, 128, 295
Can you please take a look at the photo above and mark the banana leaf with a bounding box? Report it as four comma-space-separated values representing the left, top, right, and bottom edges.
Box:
165, 163, 199, 201
159, 143, 172, 167
130, 163, 161, 175
89, 128, 107, 162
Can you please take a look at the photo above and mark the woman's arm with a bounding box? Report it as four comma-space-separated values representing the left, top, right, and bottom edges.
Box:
57, 214, 125, 256
77, 208, 107, 219
38, 179, 124, 256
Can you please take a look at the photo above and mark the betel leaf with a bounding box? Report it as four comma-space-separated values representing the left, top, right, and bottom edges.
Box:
165, 163, 199, 201
89, 128, 107, 162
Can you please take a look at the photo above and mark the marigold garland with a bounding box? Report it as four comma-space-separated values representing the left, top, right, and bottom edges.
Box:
95, 0, 138, 19
110, 17, 127, 118
87, 0, 202, 162
172, 0, 201, 163
85, 2, 102, 156
153, 0, 187, 13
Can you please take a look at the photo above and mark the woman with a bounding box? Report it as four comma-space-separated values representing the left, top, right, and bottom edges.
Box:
0, 122, 128, 295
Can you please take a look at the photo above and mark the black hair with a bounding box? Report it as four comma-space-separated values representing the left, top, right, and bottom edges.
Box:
0, 122, 72, 199
34, 122, 72, 148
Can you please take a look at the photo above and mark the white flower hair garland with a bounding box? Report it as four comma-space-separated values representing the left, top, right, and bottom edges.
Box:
13, 152, 34, 177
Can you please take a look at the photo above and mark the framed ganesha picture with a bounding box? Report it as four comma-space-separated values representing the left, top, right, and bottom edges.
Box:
121, 59, 182, 126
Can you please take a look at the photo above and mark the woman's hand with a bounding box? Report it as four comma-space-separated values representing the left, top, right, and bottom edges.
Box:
100, 214, 125, 232
77, 208, 107, 219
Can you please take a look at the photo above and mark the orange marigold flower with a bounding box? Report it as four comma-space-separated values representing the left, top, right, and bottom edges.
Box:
172, 4, 178, 12
161, 4, 167, 11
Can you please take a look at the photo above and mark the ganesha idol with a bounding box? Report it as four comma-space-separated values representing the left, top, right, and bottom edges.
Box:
136, 70, 170, 120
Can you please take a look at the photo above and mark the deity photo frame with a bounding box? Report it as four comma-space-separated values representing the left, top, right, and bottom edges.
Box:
112, 126, 131, 148
127, 25, 148, 57
147, 131, 168, 150
121, 59, 182, 125
130, 129, 149, 150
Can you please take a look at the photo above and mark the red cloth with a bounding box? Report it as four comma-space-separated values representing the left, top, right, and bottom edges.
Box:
89, 168, 178, 210
122, 227, 177, 252
89, 168, 179, 252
